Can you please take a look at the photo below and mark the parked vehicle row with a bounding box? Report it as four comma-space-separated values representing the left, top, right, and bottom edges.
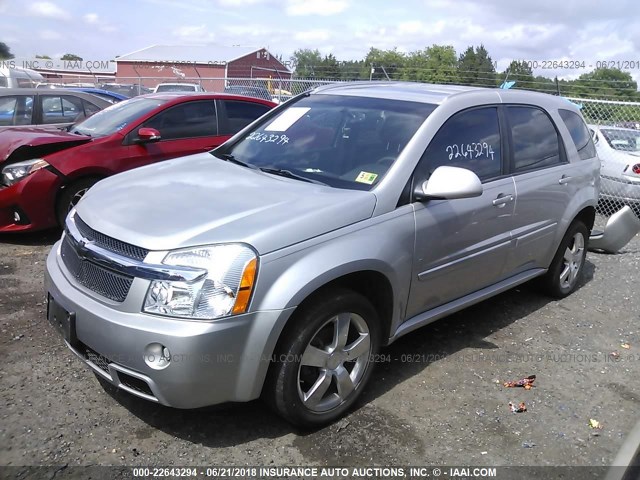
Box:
0, 88, 113, 129
43, 82, 600, 427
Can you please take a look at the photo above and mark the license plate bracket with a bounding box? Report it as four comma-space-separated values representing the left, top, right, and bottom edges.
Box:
47, 293, 77, 346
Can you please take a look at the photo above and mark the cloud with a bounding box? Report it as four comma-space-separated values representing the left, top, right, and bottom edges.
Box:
40, 29, 62, 40
217, 0, 266, 5
286, 0, 348, 16
28, 2, 70, 20
84, 13, 99, 24
294, 29, 331, 42
172, 25, 215, 42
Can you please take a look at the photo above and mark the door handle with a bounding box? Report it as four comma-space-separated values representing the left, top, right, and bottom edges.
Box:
559, 175, 573, 185
492, 194, 514, 207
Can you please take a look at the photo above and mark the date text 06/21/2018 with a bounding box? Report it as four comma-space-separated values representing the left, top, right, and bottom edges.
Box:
518, 60, 640, 70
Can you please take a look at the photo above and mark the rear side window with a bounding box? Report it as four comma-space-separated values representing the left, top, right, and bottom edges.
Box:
418, 107, 502, 181
41, 95, 84, 124
0, 95, 34, 126
220, 100, 271, 134
558, 109, 597, 160
507, 106, 562, 172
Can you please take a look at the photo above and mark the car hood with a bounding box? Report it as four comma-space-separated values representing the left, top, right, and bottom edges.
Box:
0, 127, 91, 163
76, 153, 377, 254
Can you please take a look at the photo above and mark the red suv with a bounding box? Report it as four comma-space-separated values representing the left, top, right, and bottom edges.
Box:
0, 93, 275, 232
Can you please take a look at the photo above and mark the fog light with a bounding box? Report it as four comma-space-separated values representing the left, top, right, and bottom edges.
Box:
13, 211, 21, 223
144, 343, 171, 370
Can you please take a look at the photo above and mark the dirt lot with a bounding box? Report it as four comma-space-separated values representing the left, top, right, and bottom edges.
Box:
1, 227, 639, 474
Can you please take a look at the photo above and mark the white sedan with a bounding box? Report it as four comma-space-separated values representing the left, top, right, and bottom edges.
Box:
589, 125, 640, 213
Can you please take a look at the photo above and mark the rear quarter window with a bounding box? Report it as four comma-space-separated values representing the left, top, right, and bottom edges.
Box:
558, 109, 597, 160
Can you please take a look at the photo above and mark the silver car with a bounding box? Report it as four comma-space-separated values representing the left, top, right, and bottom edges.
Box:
45, 82, 600, 427
589, 125, 640, 213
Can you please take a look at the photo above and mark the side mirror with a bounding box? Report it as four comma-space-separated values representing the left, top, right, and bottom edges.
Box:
136, 127, 161, 143
415, 166, 483, 201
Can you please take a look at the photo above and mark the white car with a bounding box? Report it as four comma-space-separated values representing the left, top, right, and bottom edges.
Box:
589, 125, 640, 213
153, 83, 205, 93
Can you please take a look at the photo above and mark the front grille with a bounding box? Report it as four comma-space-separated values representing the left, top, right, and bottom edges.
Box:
61, 235, 133, 302
75, 215, 149, 261
84, 344, 111, 374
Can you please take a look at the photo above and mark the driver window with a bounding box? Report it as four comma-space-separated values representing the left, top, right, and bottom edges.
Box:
416, 107, 502, 182
143, 101, 217, 140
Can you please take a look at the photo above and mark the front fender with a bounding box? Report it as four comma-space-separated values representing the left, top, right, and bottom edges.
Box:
251, 205, 417, 340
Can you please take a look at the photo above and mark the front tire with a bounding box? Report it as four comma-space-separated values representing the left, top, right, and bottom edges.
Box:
56, 177, 99, 227
539, 221, 588, 298
265, 288, 380, 427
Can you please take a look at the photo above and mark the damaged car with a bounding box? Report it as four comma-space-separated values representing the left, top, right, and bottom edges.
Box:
0, 93, 275, 232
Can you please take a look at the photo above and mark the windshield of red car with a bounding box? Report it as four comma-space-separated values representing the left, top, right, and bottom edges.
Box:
71, 97, 167, 137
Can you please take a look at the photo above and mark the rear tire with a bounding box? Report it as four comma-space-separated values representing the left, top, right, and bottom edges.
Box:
264, 288, 380, 427
539, 221, 588, 298
56, 177, 100, 227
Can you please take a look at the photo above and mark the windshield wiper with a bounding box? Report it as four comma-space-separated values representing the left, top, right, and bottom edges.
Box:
71, 129, 90, 137
211, 152, 259, 170
260, 167, 328, 186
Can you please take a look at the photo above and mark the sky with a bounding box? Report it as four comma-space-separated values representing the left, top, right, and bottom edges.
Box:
1, 0, 640, 82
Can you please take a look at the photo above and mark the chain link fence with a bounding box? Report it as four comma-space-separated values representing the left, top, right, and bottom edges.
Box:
570, 98, 640, 222
36, 74, 640, 224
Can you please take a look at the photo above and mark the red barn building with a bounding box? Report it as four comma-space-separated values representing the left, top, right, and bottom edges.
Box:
115, 45, 290, 92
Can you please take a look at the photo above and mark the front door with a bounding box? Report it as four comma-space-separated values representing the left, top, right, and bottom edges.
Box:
406, 106, 515, 318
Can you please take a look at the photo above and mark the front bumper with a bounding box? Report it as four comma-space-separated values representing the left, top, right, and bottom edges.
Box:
45, 241, 294, 408
0, 168, 61, 232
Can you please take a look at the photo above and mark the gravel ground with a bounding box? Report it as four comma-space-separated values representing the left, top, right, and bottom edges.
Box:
0, 227, 639, 475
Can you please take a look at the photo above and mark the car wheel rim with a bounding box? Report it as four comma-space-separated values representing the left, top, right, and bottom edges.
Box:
559, 231, 585, 289
297, 312, 371, 413
69, 188, 89, 211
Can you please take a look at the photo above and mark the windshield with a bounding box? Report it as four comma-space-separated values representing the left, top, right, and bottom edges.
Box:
156, 84, 197, 92
601, 128, 640, 152
71, 97, 167, 137
220, 94, 436, 190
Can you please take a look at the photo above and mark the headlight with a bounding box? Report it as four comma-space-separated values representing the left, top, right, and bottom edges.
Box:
1, 158, 49, 186
143, 244, 258, 320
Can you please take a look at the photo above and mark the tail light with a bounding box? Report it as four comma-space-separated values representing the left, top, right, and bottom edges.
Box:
633, 164, 640, 175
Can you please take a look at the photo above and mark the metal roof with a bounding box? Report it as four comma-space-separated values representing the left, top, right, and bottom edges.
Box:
313, 81, 573, 108
115, 45, 261, 64
314, 81, 486, 104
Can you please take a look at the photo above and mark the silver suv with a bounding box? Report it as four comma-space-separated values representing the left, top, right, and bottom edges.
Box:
45, 82, 600, 427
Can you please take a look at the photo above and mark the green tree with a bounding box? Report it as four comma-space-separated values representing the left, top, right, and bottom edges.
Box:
338, 60, 365, 80
0, 42, 14, 59
60, 53, 83, 61
316, 54, 340, 79
362, 47, 406, 80
402, 44, 458, 83
35, 54, 51, 59
498, 60, 534, 89
573, 67, 638, 100
290, 48, 323, 78
457, 45, 496, 87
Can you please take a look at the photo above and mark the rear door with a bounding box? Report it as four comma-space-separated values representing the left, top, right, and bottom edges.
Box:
217, 99, 273, 137
38, 94, 85, 129
503, 105, 581, 274
407, 106, 516, 317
